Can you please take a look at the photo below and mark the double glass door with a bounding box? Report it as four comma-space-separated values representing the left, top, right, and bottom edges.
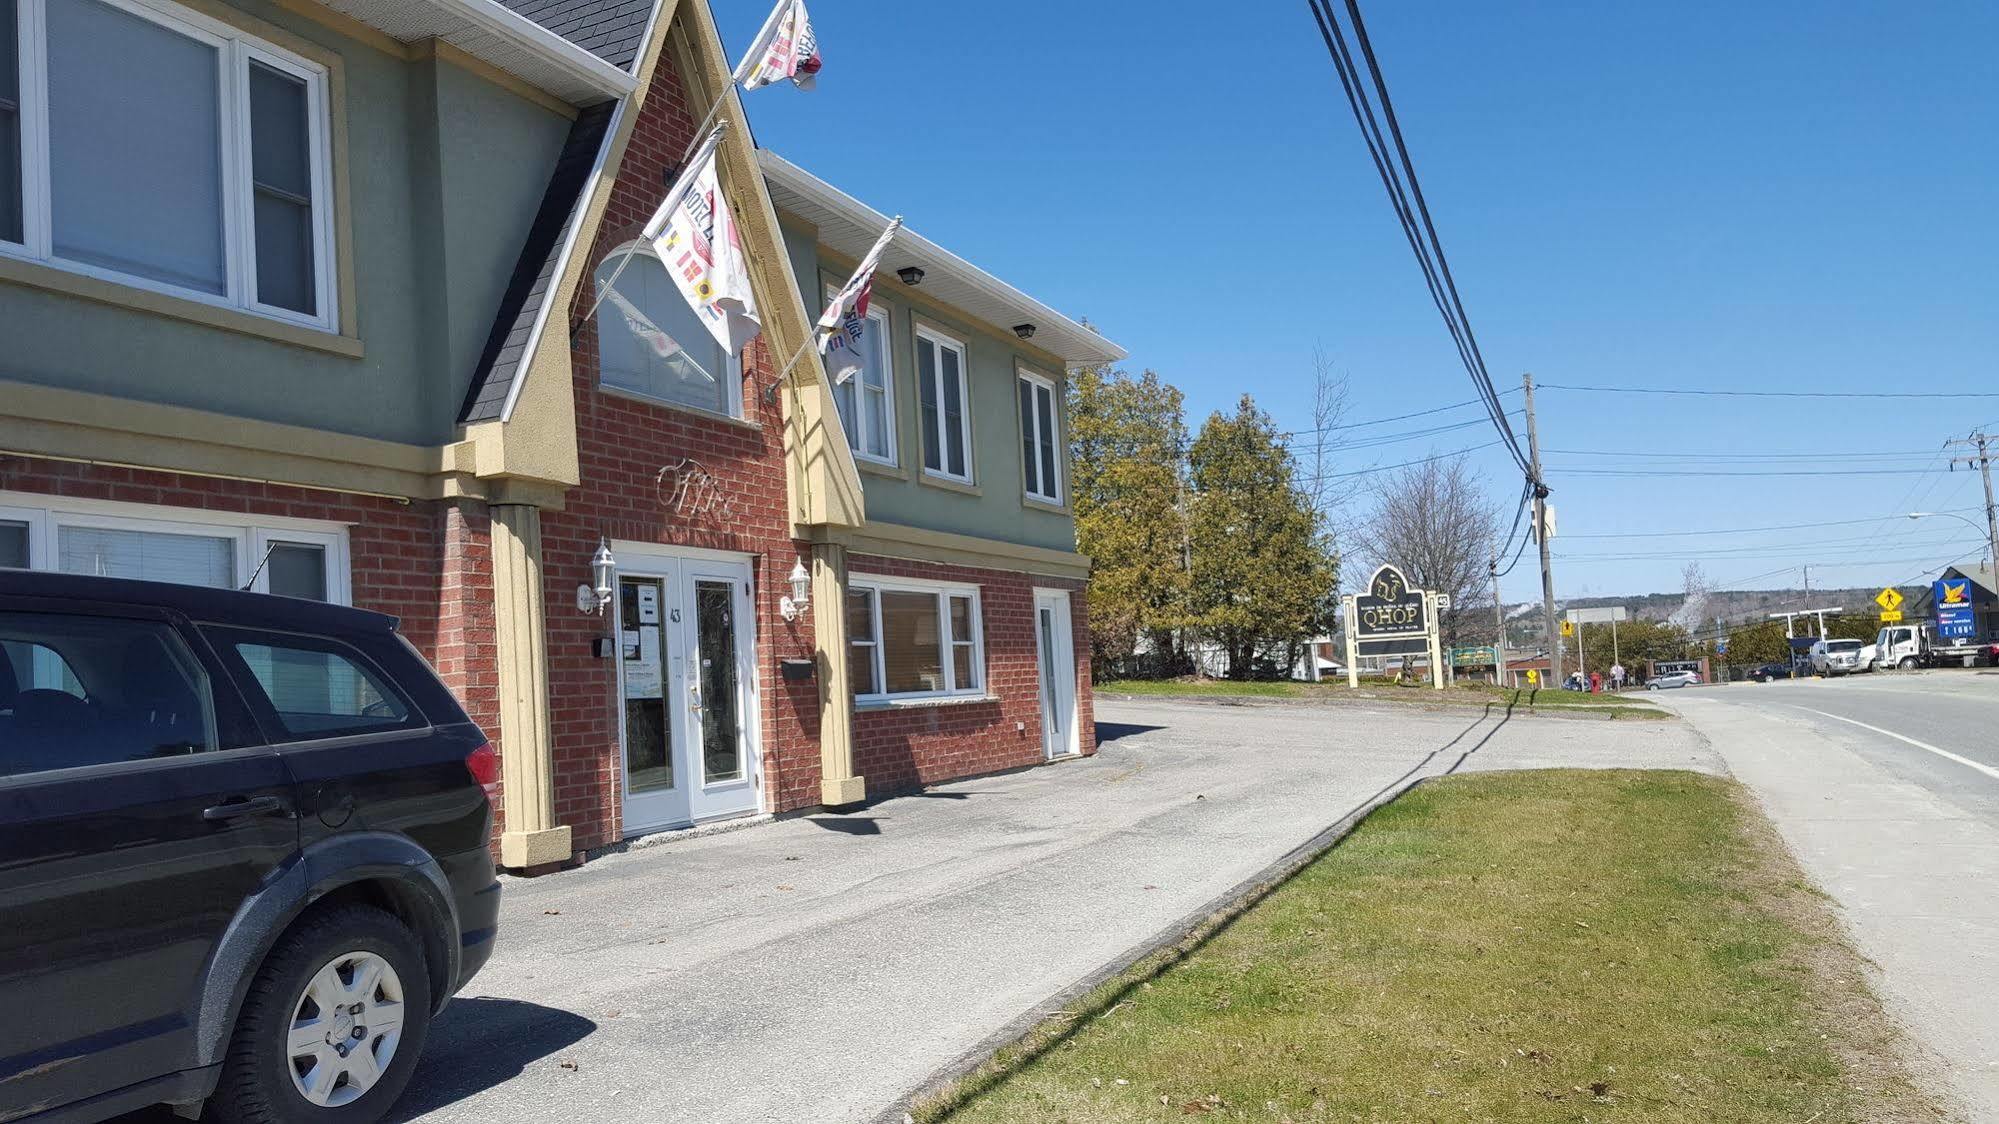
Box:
614, 549, 759, 835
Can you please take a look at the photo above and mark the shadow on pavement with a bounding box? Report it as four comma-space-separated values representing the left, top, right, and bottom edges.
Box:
1096, 721, 1165, 745
388, 998, 597, 1120
806, 815, 883, 835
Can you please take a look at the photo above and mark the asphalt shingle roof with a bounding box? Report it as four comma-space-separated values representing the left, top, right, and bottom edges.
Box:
497, 0, 657, 72
459, 101, 617, 424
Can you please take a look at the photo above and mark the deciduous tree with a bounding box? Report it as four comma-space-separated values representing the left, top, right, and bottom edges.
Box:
1348, 454, 1500, 650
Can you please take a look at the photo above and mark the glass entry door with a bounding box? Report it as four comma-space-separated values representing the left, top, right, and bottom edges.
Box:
614, 549, 760, 835
1033, 589, 1079, 759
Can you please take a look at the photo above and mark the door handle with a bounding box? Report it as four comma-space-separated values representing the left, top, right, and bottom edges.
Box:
202, 795, 289, 822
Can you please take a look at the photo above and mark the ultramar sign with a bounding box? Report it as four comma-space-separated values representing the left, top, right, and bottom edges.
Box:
1343, 564, 1447, 690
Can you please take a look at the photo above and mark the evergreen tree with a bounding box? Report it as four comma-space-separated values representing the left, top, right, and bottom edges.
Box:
1185, 396, 1339, 678
1069, 366, 1191, 676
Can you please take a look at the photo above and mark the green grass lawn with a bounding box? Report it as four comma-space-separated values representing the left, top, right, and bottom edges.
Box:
1097, 678, 1666, 718
916, 770, 1936, 1124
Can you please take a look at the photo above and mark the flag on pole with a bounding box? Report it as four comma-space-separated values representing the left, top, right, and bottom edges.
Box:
644, 128, 760, 354
817, 217, 902, 384
736, 0, 821, 91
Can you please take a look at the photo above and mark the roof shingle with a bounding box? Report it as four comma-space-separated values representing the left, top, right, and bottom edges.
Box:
496, 0, 657, 72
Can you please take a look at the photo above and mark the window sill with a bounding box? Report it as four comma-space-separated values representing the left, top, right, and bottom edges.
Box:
855, 693, 1000, 712
919, 472, 981, 497
1022, 493, 1070, 516
0, 253, 362, 359
856, 456, 909, 481
598, 382, 761, 431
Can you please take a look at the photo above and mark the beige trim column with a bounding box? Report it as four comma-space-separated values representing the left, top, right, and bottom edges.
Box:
491, 504, 572, 867
811, 543, 865, 806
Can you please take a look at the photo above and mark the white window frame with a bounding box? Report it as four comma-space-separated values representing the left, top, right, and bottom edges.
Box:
0, 491, 351, 603
595, 241, 745, 420
1017, 367, 1062, 505
823, 282, 896, 465
914, 324, 973, 484
849, 573, 985, 702
0, 0, 338, 331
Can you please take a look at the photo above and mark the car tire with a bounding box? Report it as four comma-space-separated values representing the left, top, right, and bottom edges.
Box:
1899, 656, 1918, 670
208, 904, 433, 1124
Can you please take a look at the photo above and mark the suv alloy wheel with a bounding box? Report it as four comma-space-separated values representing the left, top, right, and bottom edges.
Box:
210, 905, 433, 1123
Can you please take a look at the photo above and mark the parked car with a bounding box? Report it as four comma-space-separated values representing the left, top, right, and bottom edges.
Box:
1647, 670, 1701, 689
1747, 662, 1794, 682
0, 571, 500, 1124
1810, 638, 1866, 676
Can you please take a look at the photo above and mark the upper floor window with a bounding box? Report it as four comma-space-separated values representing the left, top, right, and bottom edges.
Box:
825, 283, 894, 464
595, 245, 742, 418
0, 0, 336, 329
916, 325, 971, 483
1018, 370, 1061, 504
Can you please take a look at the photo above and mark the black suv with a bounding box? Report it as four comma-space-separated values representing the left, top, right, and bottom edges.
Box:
0, 571, 500, 1123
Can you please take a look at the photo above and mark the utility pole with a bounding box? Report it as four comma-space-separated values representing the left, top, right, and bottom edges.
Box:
1523, 373, 1562, 682
1490, 556, 1507, 687
1947, 431, 1999, 571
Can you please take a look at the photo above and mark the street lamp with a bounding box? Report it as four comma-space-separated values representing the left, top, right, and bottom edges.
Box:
1908, 512, 1994, 568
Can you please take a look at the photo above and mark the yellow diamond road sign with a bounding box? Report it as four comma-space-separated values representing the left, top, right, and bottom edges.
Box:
1875, 587, 1904, 612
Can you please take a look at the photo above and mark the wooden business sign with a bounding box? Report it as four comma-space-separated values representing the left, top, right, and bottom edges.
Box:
1343, 564, 1447, 691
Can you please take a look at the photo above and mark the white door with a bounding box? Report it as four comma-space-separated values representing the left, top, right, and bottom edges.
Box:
614, 547, 761, 836
1033, 589, 1079, 759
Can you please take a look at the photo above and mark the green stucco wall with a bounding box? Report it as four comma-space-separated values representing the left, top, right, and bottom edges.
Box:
778, 217, 1078, 555
0, 0, 571, 446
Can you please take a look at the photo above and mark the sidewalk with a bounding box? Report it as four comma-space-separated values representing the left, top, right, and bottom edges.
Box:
359, 698, 1711, 1124
1655, 692, 1999, 1120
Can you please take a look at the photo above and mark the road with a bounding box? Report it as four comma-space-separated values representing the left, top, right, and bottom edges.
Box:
1655, 671, 1999, 1120
112, 697, 1707, 1124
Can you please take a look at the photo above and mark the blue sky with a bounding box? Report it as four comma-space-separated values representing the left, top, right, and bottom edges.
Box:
720, 0, 1999, 602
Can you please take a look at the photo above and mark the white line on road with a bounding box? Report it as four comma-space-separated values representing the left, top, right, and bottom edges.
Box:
1798, 707, 1999, 782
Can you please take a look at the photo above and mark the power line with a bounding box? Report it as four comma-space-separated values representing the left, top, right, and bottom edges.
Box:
1298, 440, 1505, 482
1557, 506, 1986, 540
1538, 383, 1999, 401
1285, 410, 1525, 454
1303, 0, 1530, 479
1277, 387, 1520, 439
1547, 447, 1952, 462
1560, 466, 1953, 478
1552, 535, 1973, 562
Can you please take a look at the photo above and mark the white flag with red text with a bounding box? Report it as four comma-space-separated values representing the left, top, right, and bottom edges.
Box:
737, 0, 821, 91
818, 217, 901, 384
645, 135, 760, 355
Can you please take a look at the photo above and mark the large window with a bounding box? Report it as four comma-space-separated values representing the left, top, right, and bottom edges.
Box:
1018, 370, 1061, 504
0, 0, 336, 328
0, 494, 349, 602
915, 326, 971, 483
825, 284, 894, 464
847, 576, 984, 702
595, 246, 741, 418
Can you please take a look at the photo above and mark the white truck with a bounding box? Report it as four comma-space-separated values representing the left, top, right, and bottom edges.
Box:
1871, 621, 1999, 669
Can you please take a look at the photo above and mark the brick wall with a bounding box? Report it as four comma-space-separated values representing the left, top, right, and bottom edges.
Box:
848, 554, 1095, 797
0, 454, 499, 739
537, 42, 819, 851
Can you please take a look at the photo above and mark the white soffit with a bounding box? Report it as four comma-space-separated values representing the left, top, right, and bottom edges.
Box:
317, 0, 637, 105
759, 151, 1126, 367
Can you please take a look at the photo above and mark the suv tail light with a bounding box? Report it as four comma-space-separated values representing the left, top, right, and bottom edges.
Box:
466, 742, 501, 801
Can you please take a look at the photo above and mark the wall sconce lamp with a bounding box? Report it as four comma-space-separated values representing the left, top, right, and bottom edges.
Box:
896, 266, 925, 286
577, 539, 616, 615
1013, 323, 1036, 340
780, 559, 812, 621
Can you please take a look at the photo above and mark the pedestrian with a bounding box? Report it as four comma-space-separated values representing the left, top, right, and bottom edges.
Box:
1610, 662, 1625, 691
1590, 670, 1602, 694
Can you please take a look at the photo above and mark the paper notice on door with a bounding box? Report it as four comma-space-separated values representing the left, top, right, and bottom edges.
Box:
637, 584, 660, 624
624, 625, 663, 698
621, 630, 641, 660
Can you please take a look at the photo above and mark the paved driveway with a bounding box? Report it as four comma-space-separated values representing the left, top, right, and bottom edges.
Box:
121, 697, 1711, 1124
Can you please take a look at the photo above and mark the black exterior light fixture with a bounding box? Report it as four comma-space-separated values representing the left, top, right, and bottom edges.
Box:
896, 266, 925, 286
1013, 323, 1036, 340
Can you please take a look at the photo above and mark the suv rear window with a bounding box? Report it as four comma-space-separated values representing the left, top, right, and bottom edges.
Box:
0, 611, 217, 777
208, 628, 419, 740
